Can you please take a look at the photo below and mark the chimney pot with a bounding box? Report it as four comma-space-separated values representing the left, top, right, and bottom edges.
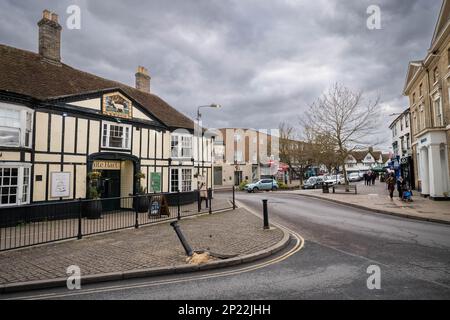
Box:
43, 10, 51, 20
51, 13, 58, 22
135, 66, 151, 93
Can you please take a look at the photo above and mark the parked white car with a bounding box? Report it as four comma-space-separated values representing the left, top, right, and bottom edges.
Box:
324, 175, 345, 185
348, 172, 362, 182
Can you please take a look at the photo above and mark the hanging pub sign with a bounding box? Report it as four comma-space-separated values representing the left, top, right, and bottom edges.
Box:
92, 160, 121, 170
102, 92, 132, 119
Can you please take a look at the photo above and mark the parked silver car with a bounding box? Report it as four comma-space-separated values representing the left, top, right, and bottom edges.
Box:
244, 179, 279, 192
348, 172, 362, 182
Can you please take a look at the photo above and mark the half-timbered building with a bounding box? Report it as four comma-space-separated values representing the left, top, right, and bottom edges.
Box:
0, 10, 213, 207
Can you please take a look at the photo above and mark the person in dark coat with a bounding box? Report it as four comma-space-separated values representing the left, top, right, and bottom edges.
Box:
363, 172, 369, 186
396, 176, 403, 199
371, 172, 377, 185
386, 173, 396, 200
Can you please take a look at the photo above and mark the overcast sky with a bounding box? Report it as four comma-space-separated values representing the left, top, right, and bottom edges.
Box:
0, 0, 442, 151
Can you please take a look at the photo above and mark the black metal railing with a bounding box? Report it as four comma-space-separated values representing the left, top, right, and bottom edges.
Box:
0, 187, 236, 252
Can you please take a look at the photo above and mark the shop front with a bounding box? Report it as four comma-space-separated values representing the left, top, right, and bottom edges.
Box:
400, 155, 415, 190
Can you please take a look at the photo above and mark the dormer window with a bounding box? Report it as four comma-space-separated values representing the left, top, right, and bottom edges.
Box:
171, 134, 192, 158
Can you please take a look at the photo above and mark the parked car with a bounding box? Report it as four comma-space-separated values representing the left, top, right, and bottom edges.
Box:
302, 176, 324, 189
348, 172, 362, 182
324, 175, 346, 186
244, 179, 279, 192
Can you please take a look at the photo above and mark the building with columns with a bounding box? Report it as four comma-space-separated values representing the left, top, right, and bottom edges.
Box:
403, 0, 450, 199
0, 10, 213, 208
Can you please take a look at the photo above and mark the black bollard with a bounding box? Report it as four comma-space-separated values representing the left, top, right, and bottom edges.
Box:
170, 221, 194, 256
262, 199, 269, 229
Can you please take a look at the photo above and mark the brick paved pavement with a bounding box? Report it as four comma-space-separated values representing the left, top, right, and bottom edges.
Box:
292, 180, 450, 223
0, 207, 282, 285
0, 196, 233, 251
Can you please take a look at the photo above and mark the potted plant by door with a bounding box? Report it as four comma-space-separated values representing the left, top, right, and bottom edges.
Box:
135, 171, 149, 213
86, 171, 103, 219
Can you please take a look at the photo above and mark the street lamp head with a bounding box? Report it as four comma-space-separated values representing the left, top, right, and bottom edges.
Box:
210, 104, 221, 109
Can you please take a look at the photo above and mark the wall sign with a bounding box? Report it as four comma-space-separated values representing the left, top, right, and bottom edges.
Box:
150, 172, 161, 192
93, 160, 121, 170
102, 92, 132, 119
51, 172, 71, 198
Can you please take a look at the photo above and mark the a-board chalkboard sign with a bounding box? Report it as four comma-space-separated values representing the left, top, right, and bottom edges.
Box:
148, 195, 170, 217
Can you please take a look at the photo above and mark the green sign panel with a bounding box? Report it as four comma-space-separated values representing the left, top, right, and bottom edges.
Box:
150, 172, 161, 192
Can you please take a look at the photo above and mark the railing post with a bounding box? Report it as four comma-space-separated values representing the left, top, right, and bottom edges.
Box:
262, 199, 269, 230
135, 195, 139, 229
77, 198, 83, 240
177, 190, 181, 220
197, 189, 201, 213
232, 186, 236, 210
208, 188, 212, 214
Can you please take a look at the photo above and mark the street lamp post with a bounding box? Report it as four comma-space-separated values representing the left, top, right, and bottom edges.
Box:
196, 104, 221, 188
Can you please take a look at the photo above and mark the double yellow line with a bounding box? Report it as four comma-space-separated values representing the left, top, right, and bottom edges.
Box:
9, 206, 305, 300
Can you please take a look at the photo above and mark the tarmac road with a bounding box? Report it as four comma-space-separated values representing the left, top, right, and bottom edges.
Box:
3, 191, 450, 300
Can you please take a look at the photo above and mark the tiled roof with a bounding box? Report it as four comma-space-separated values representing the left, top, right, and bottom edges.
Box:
0, 44, 194, 129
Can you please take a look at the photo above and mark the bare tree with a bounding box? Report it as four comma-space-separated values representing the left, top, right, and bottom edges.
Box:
279, 122, 314, 185
300, 83, 381, 185
309, 131, 340, 173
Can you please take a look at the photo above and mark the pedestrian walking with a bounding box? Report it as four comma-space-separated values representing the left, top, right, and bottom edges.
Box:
396, 176, 403, 198
371, 172, 377, 185
199, 181, 208, 208
386, 173, 396, 200
363, 172, 369, 186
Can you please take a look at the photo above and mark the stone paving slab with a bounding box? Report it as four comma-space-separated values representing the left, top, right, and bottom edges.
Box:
0, 208, 283, 285
290, 181, 450, 224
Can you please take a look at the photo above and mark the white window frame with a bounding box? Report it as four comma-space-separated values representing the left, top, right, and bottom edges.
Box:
101, 121, 131, 150
170, 168, 193, 192
171, 133, 192, 159
434, 96, 443, 127
0, 164, 31, 207
0, 103, 34, 148
234, 150, 243, 163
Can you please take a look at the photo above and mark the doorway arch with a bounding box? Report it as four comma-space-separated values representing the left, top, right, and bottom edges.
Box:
87, 152, 140, 196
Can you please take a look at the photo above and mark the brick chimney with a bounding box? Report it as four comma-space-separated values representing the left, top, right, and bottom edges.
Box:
135, 66, 151, 93
38, 10, 62, 64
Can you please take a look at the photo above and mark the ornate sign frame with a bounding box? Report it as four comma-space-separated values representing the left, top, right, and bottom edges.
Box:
102, 92, 133, 119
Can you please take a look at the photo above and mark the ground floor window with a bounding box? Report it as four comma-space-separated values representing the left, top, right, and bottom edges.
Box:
170, 168, 192, 192
0, 165, 30, 206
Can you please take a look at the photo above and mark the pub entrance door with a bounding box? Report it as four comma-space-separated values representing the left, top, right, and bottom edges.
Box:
100, 170, 121, 211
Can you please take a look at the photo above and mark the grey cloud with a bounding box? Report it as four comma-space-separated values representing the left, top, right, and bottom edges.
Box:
0, 0, 442, 150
